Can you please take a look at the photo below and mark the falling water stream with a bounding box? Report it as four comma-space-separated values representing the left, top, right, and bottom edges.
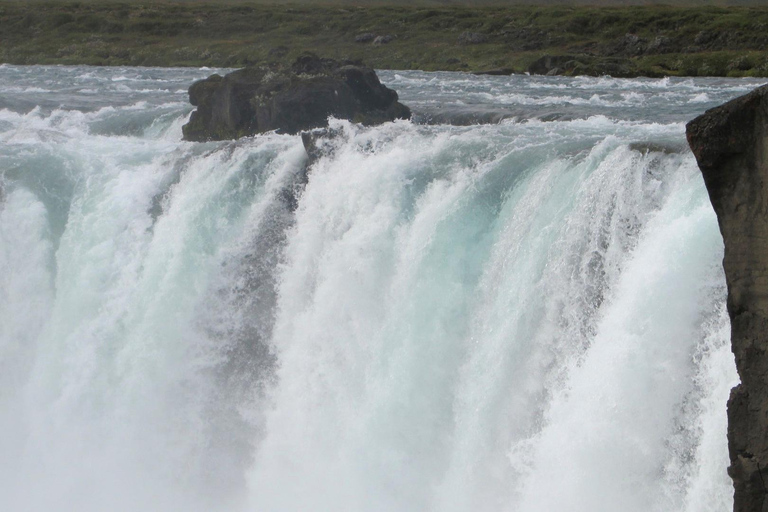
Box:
0, 65, 761, 512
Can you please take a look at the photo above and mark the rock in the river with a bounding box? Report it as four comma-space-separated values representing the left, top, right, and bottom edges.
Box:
687, 84, 768, 512
182, 54, 411, 142
527, 54, 641, 77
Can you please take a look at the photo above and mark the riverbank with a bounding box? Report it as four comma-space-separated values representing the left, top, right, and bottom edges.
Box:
3, 2, 768, 77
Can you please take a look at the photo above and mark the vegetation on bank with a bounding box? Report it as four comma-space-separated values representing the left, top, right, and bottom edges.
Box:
2, 1, 768, 77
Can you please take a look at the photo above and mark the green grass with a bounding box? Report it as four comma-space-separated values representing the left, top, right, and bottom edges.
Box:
2, 1, 768, 76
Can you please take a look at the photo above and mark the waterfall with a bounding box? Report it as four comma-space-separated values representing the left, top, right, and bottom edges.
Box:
0, 66, 745, 512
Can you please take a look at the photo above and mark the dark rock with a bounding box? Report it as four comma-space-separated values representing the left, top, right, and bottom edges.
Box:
301, 127, 342, 164
527, 55, 641, 78
528, 55, 576, 75
686, 84, 768, 512
458, 31, 487, 45
472, 68, 514, 76
182, 54, 411, 142
446, 57, 461, 65
373, 35, 394, 46
355, 32, 375, 43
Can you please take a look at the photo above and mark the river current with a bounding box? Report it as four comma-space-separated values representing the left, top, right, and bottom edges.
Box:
1, 65, 764, 512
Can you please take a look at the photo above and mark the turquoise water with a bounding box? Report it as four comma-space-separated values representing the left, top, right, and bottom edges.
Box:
1, 65, 763, 512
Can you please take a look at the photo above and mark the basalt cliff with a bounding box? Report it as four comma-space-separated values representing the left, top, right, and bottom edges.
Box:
687, 84, 768, 512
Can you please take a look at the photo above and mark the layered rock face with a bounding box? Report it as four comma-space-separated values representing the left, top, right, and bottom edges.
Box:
182, 54, 411, 142
687, 84, 768, 512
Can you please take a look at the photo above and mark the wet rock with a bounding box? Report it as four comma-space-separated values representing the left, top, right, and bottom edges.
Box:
301, 127, 342, 164
686, 84, 768, 512
528, 54, 640, 78
458, 31, 487, 45
472, 68, 514, 76
182, 53, 411, 142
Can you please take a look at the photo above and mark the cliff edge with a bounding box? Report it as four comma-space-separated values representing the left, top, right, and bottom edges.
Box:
687, 84, 768, 512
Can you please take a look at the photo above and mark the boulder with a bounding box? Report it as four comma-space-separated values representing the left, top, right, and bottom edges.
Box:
528, 54, 642, 78
687, 84, 768, 512
182, 54, 411, 142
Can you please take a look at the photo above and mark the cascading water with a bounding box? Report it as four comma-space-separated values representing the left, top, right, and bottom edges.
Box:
0, 65, 761, 512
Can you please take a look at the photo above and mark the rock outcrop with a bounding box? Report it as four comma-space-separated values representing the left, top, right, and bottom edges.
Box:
527, 54, 643, 78
182, 54, 410, 142
687, 84, 768, 512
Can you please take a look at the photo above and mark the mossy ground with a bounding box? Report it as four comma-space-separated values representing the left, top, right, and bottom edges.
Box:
2, 1, 768, 77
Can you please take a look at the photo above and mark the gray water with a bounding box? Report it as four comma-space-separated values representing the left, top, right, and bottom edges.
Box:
1, 65, 762, 512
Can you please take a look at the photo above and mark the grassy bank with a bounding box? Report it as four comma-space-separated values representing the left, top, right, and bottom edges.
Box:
2, 1, 768, 77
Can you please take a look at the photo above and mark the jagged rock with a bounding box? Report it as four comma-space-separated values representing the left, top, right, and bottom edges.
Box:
686, 84, 768, 512
182, 54, 411, 142
458, 32, 487, 45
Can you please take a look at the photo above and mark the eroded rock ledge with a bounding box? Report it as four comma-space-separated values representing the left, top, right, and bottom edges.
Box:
687, 84, 768, 512
182, 54, 411, 142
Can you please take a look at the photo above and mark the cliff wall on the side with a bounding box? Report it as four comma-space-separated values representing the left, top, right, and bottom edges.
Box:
687, 84, 768, 512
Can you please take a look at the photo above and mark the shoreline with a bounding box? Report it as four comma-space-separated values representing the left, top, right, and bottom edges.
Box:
3, 3, 768, 78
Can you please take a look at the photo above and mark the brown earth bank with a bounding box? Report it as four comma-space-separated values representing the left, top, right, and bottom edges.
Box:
3, 2, 768, 77
688, 84, 768, 512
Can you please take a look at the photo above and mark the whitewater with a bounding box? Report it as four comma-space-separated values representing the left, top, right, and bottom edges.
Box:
0, 65, 763, 512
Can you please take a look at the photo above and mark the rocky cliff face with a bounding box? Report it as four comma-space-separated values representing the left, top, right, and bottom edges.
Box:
687, 84, 768, 512
182, 54, 410, 142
